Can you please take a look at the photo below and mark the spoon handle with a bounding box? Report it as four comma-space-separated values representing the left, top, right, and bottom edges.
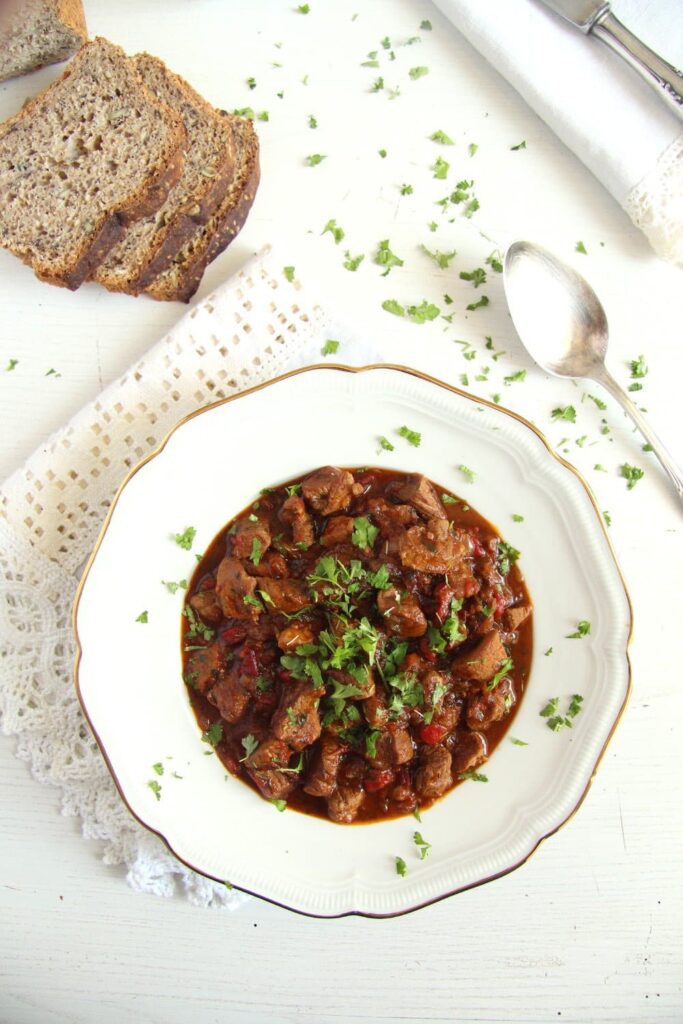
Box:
595, 369, 683, 502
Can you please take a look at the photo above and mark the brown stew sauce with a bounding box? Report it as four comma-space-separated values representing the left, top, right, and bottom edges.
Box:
182, 467, 532, 824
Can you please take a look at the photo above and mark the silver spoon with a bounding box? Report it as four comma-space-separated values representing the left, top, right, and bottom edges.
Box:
503, 240, 683, 503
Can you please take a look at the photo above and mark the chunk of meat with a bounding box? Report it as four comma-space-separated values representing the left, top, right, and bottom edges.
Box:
186, 643, 223, 694
216, 557, 259, 620
363, 688, 390, 729
451, 629, 508, 683
303, 734, 347, 797
394, 474, 447, 521
366, 498, 418, 537
504, 605, 531, 632
276, 622, 317, 653
244, 552, 289, 579
271, 680, 323, 751
377, 587, 428, 638
258, 577, 310, 614
302, 466, 362, 515
432, 692, 462, 733
231, 517, 271, 561
320, 515, 355, 547
244, 735, 297, 802
391, 727, 415, 765
189, 590, 222, 625
451, 730, 487, 775
328, 785, 364, 823
209, 661, 251, 724
280, 495, 315, 548
398, 519, 471, 574
466, 678, 514, 730
415, 744, 452, 801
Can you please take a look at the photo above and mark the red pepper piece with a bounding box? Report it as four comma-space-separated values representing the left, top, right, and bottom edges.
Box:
221, 624, 247, 646
417, 723, 447, 745
418, 637, 438, 663
239, 646, 259, 677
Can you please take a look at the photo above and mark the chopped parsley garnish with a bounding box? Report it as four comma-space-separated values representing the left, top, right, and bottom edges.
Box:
510, 737, 528, 746
468, 143, 478, 157
378, 435, 395, 451
420, 19, 432, 29
487, 657, 513, 691
603, 510, 612, 527
321, 339, 340, 356
428, 220, 438, 232
588, 394, 607, 410
441, 493, 457, 505
575, 241, 588, 254
343, 251, 364, 271
371, 77, 384, 92
246, 76, 257, 90
283, 266, 295, 282
365, 730, 381, 758
504, 369, 526, 385
173, 526, 196, 550
551, 405, 577, 423
322, 218, 345, 244
541, 693, 584, 732
544, 647, 553, 656
45, 368, 60, 377
306, 153, 326, 166
568, 694, 584, 717
510, 140, 526, 150
620, 463, 644, 490
540, 697, 559, 718
458, 464, 475, 483
421, 245, 457, 269
147, 780, 162, 801
433, 156, 449, 179
485, 250, 504, 273
136, 610, 148, 623
459, 770, 488, 782
630, 354, 648, 379
460, 267, 487, 287
430, 129, 453, 145
395, 856, 408, 876
272, 799, 287, 811
413, 807, 422, 822
398, 425, 421, 447
375, 239, 404, 275
296, 3, 310, 12
308, 114, 317, 128
382, 298, 405, 317
249, 538, 262, 566
152, 762, 164, 776
409, 66, 429, 80
400, 183, 413, 195
512, 513, 524, 522
352, 516, 379, 551
413, 832, 431, 859
161, 578, 187, 594
5, 358, 18, 371
466, 295, 489, 312
566, 620, 591, 639
202, 722, 223, 747
183, 605, 215, 641
497, 540, 520, 576
378, 148, 387, 158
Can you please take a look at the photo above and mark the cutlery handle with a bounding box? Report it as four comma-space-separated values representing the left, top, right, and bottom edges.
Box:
596, 369, 683, 504
592, 11, 683, 121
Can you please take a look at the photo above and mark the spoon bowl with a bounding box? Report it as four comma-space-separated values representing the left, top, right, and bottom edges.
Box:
503, 239, 683, 505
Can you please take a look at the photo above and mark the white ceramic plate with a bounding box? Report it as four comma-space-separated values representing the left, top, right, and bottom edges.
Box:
74, 365, 632, 917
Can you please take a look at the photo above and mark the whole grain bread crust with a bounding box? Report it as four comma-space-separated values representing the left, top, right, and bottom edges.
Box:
55, 0, 87, 42
93, 55, 236, 294
144, 117, 260, 302
1, 38, 187, 289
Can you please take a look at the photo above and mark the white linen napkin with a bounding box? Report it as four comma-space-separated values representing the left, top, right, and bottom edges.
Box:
0, 246, 383, 909
431, 0, 683, 264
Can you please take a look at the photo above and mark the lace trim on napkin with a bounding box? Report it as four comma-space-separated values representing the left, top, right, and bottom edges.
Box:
0, 249, 328, 907
624, 134, 683, 267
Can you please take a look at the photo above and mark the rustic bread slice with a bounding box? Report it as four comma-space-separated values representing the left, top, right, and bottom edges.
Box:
93, 54, 236, 295
144, 115, 260, 302
0, 0, 87, 82
0, 37, 186, 289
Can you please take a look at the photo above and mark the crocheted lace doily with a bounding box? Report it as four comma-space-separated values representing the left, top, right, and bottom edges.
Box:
623, 133, 683, 267
0, 248, 339, 909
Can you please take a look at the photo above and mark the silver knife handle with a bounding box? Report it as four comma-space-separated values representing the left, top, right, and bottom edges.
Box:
592, 11, 683, 121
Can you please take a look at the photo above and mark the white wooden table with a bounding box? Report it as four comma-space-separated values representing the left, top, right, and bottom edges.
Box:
1, 2, 682, 1022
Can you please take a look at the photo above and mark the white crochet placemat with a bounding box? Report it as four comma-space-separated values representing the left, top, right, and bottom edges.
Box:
0, 247, 379, 909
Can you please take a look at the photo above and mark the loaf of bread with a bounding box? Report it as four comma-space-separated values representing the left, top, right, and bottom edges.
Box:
0, 0, 87, 82
0, 38, 187, 289
93, 54, 237, 295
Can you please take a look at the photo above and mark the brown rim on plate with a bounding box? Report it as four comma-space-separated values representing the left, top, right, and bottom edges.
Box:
72, 363, 633, 918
